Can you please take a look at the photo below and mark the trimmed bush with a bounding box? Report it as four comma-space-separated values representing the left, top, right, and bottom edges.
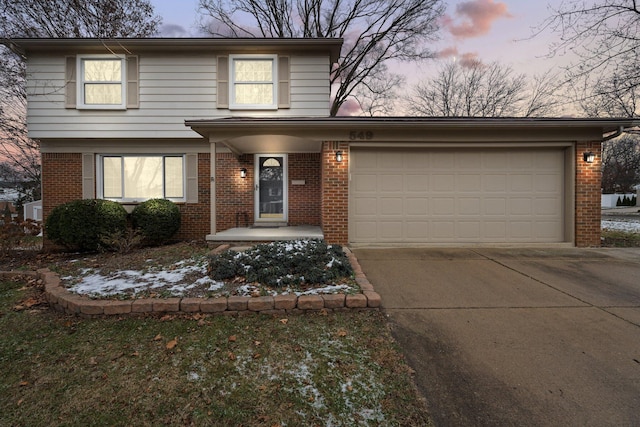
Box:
207, 239, 354, 287
131, 198, 181, 245
45, 199, 128, 252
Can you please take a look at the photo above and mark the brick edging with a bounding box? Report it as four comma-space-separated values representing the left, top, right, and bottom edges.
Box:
2, 247, 380, 318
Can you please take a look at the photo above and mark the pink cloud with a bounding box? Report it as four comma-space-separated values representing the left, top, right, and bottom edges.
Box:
436, 46, 459, 59
443, 0, 512, 39
458, 52, 482, 68
436, 47, 483, 68
336, 98, 363, 116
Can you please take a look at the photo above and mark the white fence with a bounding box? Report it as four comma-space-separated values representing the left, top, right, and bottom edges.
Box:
602, 193, 638, 208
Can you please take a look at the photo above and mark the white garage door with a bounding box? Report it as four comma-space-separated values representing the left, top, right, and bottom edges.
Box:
350, 147, 566, 244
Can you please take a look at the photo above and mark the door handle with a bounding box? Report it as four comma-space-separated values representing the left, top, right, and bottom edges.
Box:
255, 184, 259, 191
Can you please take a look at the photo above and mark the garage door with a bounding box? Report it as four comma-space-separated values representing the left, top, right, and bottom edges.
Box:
350, 148, 566, 244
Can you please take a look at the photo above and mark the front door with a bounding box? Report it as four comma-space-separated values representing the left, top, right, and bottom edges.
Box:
255, 154, 287, 223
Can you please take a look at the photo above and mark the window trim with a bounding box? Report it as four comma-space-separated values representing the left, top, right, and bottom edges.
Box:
96, 154, 187, 203
77, 54, 127, 110
229, 54, 278, 110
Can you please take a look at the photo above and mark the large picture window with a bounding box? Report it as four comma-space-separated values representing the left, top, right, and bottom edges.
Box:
99, 155, 185, 202
230, 55, 277, 110
77, 55, 126, 109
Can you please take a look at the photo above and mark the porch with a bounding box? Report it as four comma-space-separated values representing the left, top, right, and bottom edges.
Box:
206, 225, 324, 242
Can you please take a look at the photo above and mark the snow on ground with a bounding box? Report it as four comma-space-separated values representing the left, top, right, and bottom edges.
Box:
64, 256, 357, 298
601, 219, 640, 233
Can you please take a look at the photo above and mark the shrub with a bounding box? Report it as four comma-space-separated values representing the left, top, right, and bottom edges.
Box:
0, 219, 42, 256
45, 199, 128, 252
131, 199, 181, 245
207, 239, 353, 287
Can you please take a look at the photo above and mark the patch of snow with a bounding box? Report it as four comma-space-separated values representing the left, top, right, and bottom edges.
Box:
68, 262, 210, 297
602, 220, 640, 233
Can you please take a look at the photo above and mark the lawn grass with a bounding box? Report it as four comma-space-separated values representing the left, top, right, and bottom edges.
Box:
0, 279, 432, 427
601, 229, 640, 247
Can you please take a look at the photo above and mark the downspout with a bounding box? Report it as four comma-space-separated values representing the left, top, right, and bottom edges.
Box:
601, 126, 624, 142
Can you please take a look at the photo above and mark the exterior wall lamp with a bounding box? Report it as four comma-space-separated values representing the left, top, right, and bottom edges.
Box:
240, 168, 247, 178
335, 151, 343, 162
583, 152, 595, 163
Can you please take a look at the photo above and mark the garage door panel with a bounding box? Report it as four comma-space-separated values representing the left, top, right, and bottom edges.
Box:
350, 148, 565, 244
354, 197, 377, 216
406, 198, 428, 215
353, 174, 377, 192
511, 175, 533, 191
432, 175, 455, 191
484, 175, 507, 192
381, 175, 403, 192
406, 175, 428, 192
458, 198, 481, 215
380, 197, 403, 215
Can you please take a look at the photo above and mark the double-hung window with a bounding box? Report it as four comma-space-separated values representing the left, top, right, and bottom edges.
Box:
77, 55, 126, 109
229, 54, 277, 110
99, 155, 185, 202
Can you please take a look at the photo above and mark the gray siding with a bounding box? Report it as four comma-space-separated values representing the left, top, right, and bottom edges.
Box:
26, 53, 331, 139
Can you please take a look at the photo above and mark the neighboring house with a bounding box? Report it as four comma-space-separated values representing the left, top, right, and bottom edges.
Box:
23, 199, 43, 221
5, 37, 636, 247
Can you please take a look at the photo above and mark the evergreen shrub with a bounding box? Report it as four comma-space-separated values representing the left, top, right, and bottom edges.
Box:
45, 199, 128, 252
131, 198, 181, 245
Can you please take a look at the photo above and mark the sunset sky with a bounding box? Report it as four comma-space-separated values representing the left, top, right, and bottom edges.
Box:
152, 0, 569, 75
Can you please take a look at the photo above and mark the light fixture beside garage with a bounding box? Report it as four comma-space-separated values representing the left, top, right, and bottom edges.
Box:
240, 168, 247, 178
583, 152, 595, 163
335, 151, 343, 162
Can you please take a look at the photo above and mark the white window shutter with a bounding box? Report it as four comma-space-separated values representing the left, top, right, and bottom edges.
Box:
126, 55, 139, 109
65, 56, 77, 109
278, 56, 290, 109
82, 153, 95, 199
217, 56, 229, 109
186, 153, 198, 203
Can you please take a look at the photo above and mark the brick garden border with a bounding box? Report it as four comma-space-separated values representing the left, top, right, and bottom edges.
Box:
1, 246, 380, 318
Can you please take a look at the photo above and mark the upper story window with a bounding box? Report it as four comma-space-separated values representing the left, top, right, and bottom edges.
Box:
77, 55, 126, 109
66, 55, 138, 110
230, 55, 278, 110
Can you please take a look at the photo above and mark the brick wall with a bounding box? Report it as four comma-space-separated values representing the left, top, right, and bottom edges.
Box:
320, 142, 349, 245
288, 153, 321, 226
216, 152, 322, 231
575, 141, 602, 247
175, 153, 211, 240
216, 153, 254, 231
41, 153, 84, 225
41, 152, 211, 247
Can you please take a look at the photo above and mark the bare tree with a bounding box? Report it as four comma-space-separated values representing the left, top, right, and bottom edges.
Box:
537, 0, 640, 117
197, 0, 445, 116
0, 0, 162, 204
408, 61, 560, 117
602, 134, 640, 193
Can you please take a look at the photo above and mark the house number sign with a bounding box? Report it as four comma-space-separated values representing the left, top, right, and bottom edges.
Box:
349, 131, 374, 140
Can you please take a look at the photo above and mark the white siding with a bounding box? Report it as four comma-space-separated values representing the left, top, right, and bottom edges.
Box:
26, 53, 331, 139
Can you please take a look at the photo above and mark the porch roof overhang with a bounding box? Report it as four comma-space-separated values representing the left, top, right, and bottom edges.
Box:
185, 117, 639, 155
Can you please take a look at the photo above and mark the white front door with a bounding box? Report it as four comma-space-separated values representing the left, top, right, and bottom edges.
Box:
255, 154, 288, 223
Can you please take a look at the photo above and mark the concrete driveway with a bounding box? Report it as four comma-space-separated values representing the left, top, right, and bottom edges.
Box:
353, 247, 640, 426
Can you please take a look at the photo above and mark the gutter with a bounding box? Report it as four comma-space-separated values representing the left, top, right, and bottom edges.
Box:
602, 125, 624, 142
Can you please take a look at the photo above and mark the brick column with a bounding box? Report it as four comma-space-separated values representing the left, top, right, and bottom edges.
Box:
575, 141, 602, 247
321, 141, 349, 245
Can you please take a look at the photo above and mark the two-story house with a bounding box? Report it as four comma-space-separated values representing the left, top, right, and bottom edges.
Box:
5, 37, 635, 247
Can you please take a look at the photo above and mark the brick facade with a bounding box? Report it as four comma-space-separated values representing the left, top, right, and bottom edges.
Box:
175, 153, 211, 240
320, 141, 349, 245
288, 153, 321, 226
41, 152, 211, 247
575, 141, 602, 247
215, 152, 321, 232
216, 153, 254, 231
